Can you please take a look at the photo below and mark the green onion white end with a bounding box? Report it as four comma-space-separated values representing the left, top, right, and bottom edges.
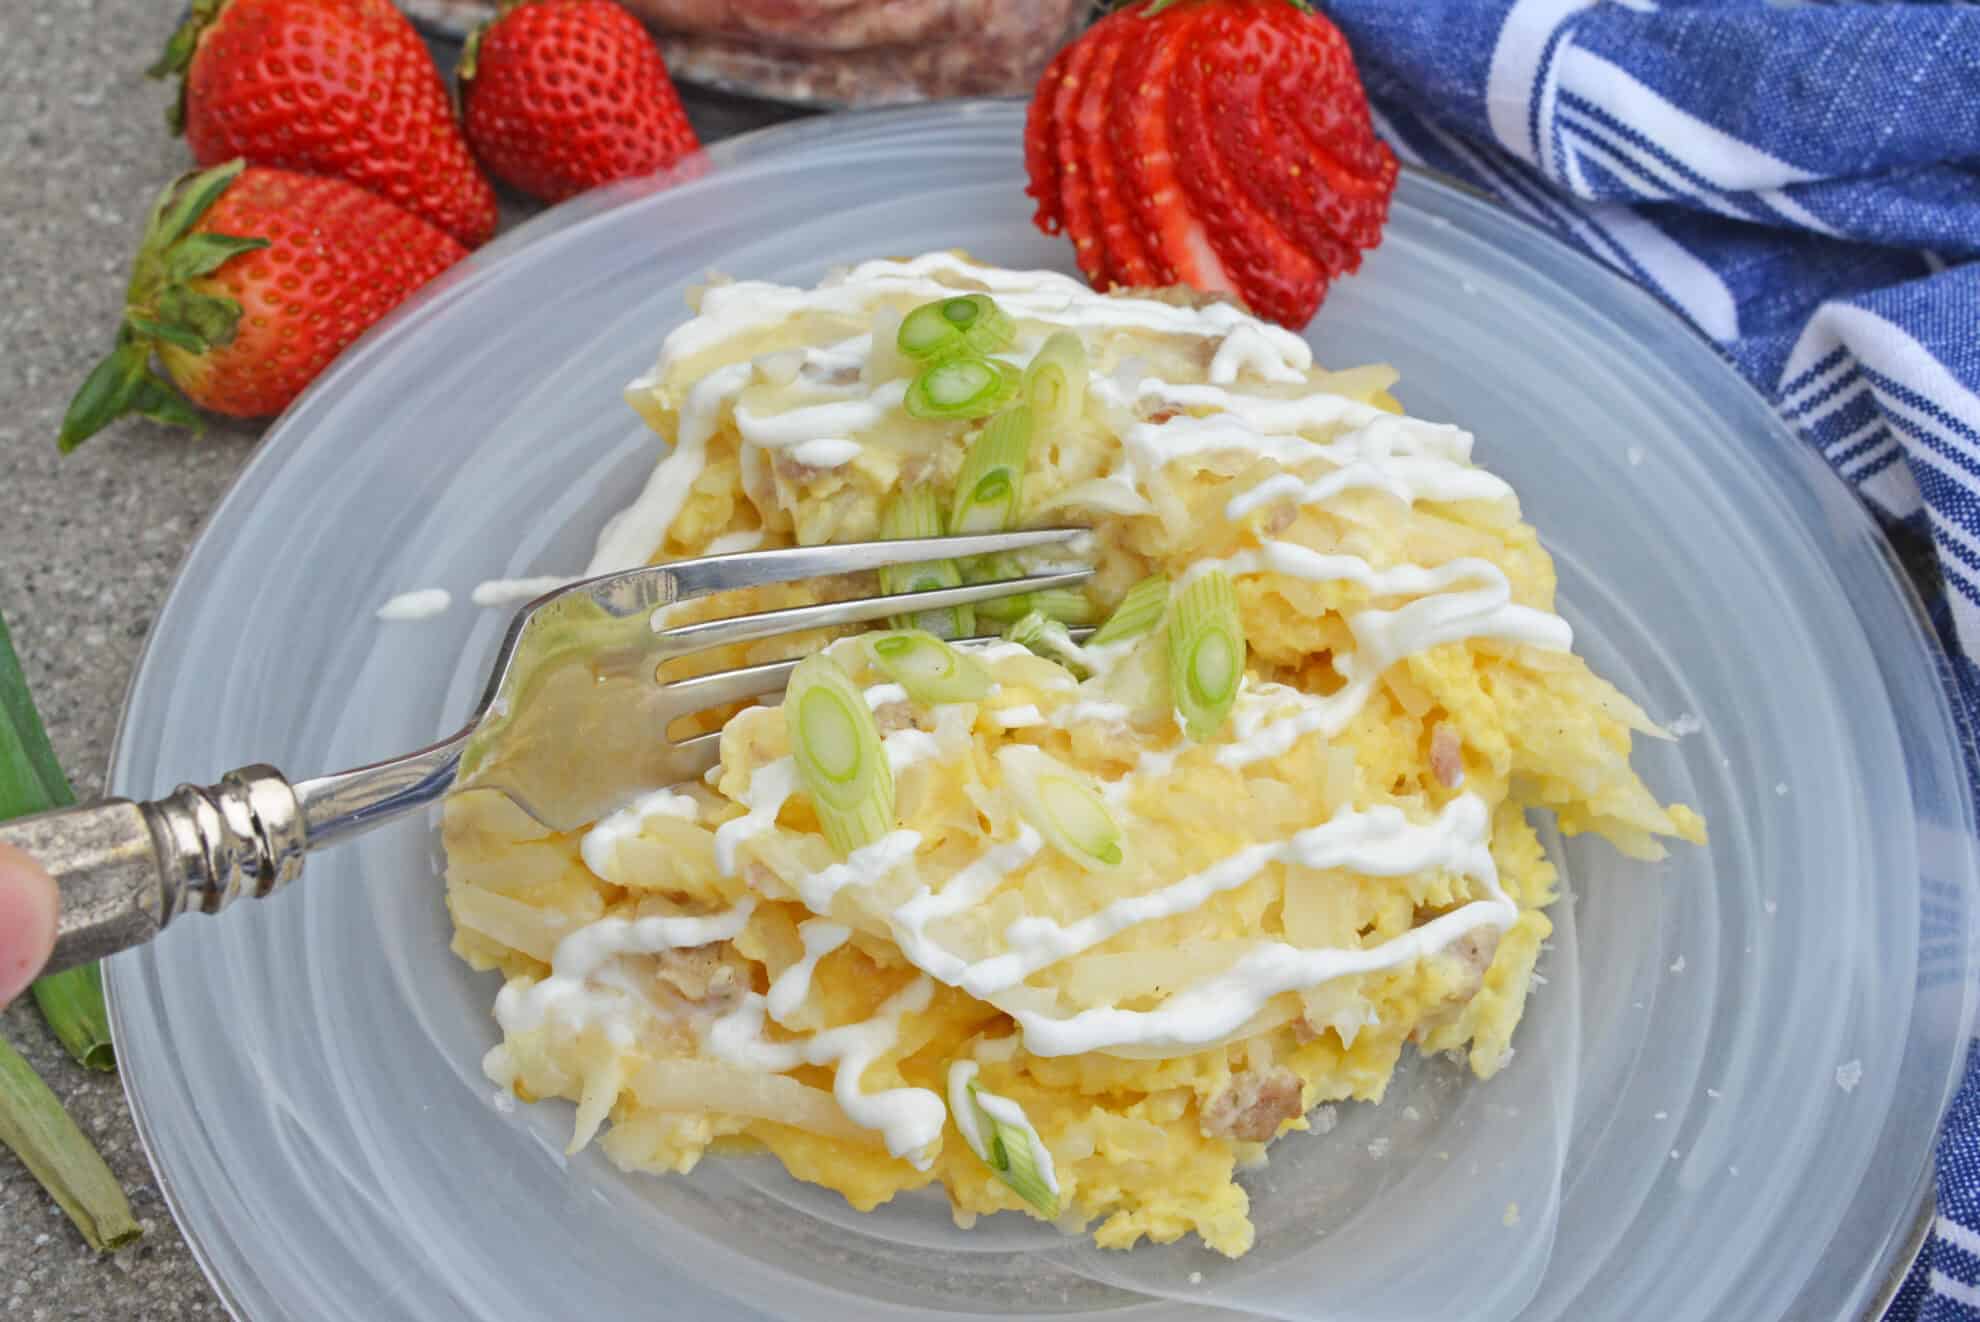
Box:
1168, 570, 1245, 741
997, 745, 1123, 871
948, 1060, 1060, 1217
786, 653, 896, 856
862, 630, 992, 704
1088, 574, 1170, 648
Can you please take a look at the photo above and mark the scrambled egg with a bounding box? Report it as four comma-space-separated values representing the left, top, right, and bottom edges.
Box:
442, 253, 1704, 1258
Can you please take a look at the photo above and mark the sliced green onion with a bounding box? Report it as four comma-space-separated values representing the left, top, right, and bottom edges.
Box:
1021, 330, 1088, 433
975, 587, 1095, 627
1003, 611, 1092, 680
905, 355, 1020, 421
898, 294, 1016, 362
974, 1086, 1059, 1216
31, 967, 113, 1073
949, 406, 1032, 535
878, 486, 971, 639
862, 630, 991, 704
786, 653, 895, 857
1088, 575, 1171, 648
1168, 571, 1245, 741
0, 1035, 141, 1251
998, 746, 1123, 870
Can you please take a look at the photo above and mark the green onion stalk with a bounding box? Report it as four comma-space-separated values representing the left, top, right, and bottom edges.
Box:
1021, 330, 1088, 435
877, 485, 971, 639
905, 355, 1021, 421
897, 294, 1016, 362
1003, 611, 1094, 681
0, 608, 139, 1250
1089, 575, 1171, 648
862, 631, 992, 705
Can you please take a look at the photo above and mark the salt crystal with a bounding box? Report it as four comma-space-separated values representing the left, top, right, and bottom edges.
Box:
1774, 782, 1789, 797
1626, 446, 1645, 467
1706, 1088, 1722, 1100
1669, 955, 1686, 974
1311, 1105, 1339, 1135
1189, 1272, 1203, 1285
1836, 1060, 1863, 1093
1654, 1111, 1668, 1120
1764, 900, 1778, 915
1729, 1165, 1740, 1176
1368, 1137, 1391, 1159
1403, 1106, 1421, 1122
1670, 1149, 1681, 1160
491, 1090, 516, 1114
1668, 712, 1702, 736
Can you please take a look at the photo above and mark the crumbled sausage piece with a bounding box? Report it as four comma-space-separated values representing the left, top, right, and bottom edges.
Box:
871, 700, 916, 734
1201, 1068, 1304, 1141
655, 944, 743, 1012
1430, 722, 1465, 788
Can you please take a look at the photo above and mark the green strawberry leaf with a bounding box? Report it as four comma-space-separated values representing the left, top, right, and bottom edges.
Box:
56, 341, 149, 453
125, 376, 205, 433
155, 287, 242, 349
152, 160, 246, 250
123, 315, 207, 354
162, 232, 267, 282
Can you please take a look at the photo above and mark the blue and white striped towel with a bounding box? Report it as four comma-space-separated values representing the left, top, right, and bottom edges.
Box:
1309, 0, 1980, 1314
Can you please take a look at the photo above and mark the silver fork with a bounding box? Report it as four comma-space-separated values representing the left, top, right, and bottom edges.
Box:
4, 529, 1091, 976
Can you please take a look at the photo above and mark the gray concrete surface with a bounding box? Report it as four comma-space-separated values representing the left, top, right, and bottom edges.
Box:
0, 4, 796, 1314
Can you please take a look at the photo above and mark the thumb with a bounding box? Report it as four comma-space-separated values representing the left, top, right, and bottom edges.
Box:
0, 841, 59, 1006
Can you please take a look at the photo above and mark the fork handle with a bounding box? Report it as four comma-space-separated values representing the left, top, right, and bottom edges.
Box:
2, 766, 306, 977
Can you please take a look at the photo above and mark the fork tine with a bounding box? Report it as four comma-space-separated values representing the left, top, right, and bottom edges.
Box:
657, 569, 1093, 659
663, 656, 807, 710
670, 730, 725, 778
663, 528, 1089, 601
662, 629, 1098, 714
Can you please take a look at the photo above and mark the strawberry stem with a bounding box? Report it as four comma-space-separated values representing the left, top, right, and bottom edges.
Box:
57, 160, 265, 453
147, 0, 228, 134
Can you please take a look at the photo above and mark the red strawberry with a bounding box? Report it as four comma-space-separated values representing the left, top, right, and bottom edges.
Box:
59, 161, 466, 450
150, 0, 498, 248
459, 0, 701, 206
1024, 0, 1398, 328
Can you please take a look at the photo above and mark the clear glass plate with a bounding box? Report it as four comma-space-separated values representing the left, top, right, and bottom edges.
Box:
104, 101, 1977, 1320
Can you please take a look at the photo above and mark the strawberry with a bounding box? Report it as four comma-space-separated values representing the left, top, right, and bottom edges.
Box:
150, 0, 498, 248
1024, 0, 1398, 329
459, 0, 701, 206
59, 161, 466, 450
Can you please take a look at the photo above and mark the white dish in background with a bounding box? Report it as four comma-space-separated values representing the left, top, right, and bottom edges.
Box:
104, 102, 1975, 1320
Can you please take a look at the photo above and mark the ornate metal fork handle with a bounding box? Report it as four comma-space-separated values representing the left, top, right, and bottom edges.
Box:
0, 737, 464, 975
0, 527, 1090, 976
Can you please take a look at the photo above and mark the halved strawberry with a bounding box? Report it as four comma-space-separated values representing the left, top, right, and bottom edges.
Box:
1073, 14, 1161, 289
1118, 2, 1234, 299
1023, 0, 1398, 329
1025, 44, 1071, 234
1047, 19, 1117, 288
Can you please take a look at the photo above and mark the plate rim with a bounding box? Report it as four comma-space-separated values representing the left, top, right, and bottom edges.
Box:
102, 97, 1976, 1321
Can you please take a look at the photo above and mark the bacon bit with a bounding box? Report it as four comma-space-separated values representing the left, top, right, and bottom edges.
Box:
1201, 1067, 1304, 1141
1145, 407, 1180, 424
1430, 722, 1464, 788
1292, 1016, 1321, 1045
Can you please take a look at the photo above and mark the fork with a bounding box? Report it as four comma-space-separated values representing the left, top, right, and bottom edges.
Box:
3, 529, 1092, 976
